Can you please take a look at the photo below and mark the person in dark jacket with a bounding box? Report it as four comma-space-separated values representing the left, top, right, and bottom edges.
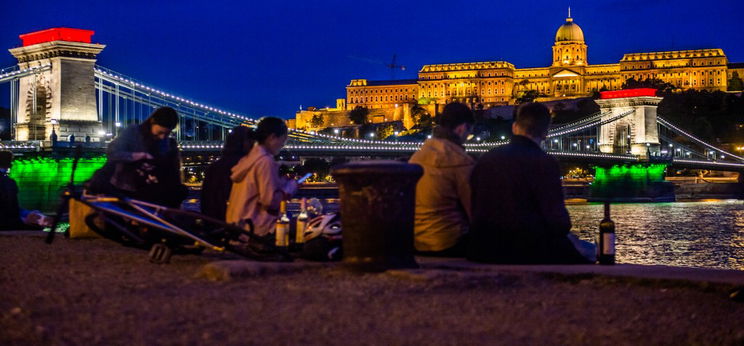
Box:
87, 107, 187, 208
467, 102, 592, 264
0, 151, 24, 230
200, 126, 255, 221
0, 151, 50, 230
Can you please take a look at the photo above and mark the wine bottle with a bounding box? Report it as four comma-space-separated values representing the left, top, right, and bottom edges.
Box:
295, 198, 308, 246
275, 200, 290, 249
598, 201, 616, 265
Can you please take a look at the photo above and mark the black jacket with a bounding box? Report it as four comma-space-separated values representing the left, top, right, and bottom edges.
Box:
200, 155, 242, 221
467, 135, 586, 264
0, 173, 23, 230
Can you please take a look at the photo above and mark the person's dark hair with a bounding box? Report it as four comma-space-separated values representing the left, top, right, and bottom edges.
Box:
515, 102, 551, 138
223, 126, 255, 157
147, 107, 179, 129
437, 102, 474, 129
0, 150, 12, 169
255, 117, 288, 144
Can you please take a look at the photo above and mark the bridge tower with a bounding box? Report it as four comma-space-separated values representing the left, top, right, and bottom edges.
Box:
8, 28, 105, 141
595, 88, 662, 158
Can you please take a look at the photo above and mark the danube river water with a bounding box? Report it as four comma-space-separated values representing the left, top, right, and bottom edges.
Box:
181, 194, 744, 271
569, 200, 744, 270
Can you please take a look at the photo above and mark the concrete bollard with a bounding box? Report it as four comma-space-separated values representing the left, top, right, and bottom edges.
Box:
332, 160, 423, 272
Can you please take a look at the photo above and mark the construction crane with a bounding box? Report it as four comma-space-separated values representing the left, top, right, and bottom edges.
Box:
386, 54, 406, 80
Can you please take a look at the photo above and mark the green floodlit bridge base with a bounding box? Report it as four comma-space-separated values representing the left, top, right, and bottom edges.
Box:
590, 163, 676, 202
9, 156, 106, 212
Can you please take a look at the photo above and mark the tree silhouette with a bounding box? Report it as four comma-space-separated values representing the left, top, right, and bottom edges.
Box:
310, 114, 324, 128
728, 72, 743, 91
348, 106, 369, 125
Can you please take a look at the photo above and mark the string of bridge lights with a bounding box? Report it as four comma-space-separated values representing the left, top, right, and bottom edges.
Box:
0, 64, 51, 80
0, 142, 39, 150
549, 111, 604, 132
547, 110, 635, 138
94, 67, 256, 124
550, 151, 639, 161
657, 116, 744, 162
673, 159, 744, 168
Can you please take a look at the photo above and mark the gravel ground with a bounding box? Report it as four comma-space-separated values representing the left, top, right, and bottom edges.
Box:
1, 234, 743, 345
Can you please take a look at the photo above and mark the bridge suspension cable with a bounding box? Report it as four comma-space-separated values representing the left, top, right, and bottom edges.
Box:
657, 116, 744, 162
549, 111, 604, 133
547, 110, 635, 138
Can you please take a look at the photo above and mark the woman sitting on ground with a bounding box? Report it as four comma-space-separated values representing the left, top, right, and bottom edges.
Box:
200, 126, 255, 221
225, 117, 298, 237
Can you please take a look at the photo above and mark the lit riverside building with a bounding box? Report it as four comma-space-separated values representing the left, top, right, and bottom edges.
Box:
292, 13, 744, 131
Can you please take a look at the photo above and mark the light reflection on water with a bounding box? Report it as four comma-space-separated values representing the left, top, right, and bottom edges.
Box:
569, 200, 744, 270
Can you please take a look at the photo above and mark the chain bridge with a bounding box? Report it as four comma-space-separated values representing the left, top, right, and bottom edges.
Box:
1, 28, 743, 172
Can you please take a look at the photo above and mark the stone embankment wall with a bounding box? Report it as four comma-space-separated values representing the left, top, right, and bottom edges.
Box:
674, 181, 742, 200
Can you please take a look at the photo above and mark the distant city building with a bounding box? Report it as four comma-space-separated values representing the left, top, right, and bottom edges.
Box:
295, 13, 744, 131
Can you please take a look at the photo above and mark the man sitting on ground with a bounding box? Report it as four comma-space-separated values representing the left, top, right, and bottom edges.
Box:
409, 102, 475, 257
467, 102, 593, 264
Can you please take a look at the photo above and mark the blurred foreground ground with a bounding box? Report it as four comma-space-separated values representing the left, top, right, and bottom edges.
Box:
1, 233, 743, 345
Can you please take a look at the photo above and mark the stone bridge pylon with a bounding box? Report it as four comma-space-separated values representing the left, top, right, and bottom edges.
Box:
596, 88, 662, 158
9, 28, 105, 141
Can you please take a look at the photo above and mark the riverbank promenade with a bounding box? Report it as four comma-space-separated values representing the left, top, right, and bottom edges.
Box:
2, 232, 743, 344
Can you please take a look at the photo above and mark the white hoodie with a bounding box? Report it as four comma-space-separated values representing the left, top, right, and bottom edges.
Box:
225, 145, 286, 236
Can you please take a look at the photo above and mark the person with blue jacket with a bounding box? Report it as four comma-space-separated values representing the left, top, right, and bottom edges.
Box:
87, 107, 187, 208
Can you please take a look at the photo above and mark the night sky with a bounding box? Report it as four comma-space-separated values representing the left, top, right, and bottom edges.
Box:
1, 0, 743, 119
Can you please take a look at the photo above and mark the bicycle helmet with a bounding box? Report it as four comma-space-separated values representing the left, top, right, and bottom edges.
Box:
303, 213, 342, 242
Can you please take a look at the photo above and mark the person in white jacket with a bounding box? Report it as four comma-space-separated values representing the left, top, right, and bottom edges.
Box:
225, 117, 298, 236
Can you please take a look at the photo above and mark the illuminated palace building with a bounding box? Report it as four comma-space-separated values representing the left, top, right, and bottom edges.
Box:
339, 14, 744, 116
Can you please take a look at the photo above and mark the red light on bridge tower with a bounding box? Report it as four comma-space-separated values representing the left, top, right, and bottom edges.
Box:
19, 28, 94, 47
599, 88, 657, 99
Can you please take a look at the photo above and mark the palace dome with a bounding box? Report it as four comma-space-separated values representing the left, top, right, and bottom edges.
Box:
555, 17, 584, 42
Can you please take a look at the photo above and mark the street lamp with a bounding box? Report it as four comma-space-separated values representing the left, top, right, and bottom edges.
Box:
49, 119, 58, 143
368, 133, 375, 138
333, 129, 340, 135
